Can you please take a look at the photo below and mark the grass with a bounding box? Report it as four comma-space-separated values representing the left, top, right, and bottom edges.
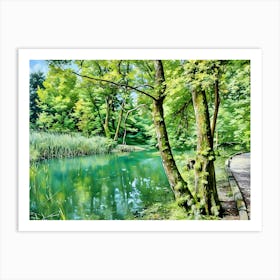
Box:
30, 131, 117, 161
141, 201, 220, 220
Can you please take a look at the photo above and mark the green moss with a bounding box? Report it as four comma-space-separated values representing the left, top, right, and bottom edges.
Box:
174, 182, 182, 191
154, 115, 163, 123
201, 179, 208, 185
194, 161, 202, 171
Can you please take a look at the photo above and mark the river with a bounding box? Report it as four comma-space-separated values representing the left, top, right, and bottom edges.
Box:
30, 150, 174, 220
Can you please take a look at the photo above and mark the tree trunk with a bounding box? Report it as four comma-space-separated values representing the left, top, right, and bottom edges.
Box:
114, 69, 129, 142
114, 100, 125, 141
89, 92, 106, 135
122, 104, 145, 145
104, 96, 112, 138
215, 130, 218, 150
192, 89, 221, 215
153, 60, 194, 204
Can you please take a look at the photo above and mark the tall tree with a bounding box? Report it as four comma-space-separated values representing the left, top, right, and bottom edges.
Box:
30, 71, 45, 126
36, 67, 78, 131
113, 61, 130, 141
152, 60, 194, 204
192, 89, 220, 215
185, 60, 221, 215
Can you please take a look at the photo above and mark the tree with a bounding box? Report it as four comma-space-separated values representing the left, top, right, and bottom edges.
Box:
152, 60, 194, 205
184, 60, 222, 215
36, 67, 78, 132
113, 60, 130, 141
217, 60, 250, 150
72, 81, 106, 136
192, 89, 220, 215
30, 71, 45, 126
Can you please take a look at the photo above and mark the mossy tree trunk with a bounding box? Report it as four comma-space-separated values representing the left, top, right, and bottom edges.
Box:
153, 60, 194, 205
192, 89, 221, 215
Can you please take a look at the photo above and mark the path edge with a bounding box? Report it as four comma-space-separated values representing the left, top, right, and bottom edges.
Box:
225, 155, 249, 220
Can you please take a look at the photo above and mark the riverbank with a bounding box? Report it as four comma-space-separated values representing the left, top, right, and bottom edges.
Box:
30, 131, 117, 161
112, 144, 147, 153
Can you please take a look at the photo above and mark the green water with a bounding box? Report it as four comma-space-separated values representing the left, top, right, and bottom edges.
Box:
30, 150, 174, 220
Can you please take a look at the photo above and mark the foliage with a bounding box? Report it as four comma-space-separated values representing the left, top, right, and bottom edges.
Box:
217, 61, 251, 150
30, 71, 45, 126
36, 67, 78, 132
32, 59, 250, 150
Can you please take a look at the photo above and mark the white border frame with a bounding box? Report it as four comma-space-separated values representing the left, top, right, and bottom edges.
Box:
18, 48, 262, 232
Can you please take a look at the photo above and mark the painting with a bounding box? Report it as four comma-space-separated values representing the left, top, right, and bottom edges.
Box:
18, 49, 262, 231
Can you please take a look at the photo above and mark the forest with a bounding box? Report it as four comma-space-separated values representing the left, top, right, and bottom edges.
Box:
29, 59, 250, 220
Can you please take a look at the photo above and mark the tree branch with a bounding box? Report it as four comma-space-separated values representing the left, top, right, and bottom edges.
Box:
72, 71, 157, 101
134, 84, 154, 90
211, 79, 220, 138
174, 98, 192, 115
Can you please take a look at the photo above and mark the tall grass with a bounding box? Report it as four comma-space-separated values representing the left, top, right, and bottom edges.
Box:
30, 131, 116, 161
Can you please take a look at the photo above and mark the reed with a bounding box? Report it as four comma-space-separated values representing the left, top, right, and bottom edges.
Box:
30, 131, 116, 161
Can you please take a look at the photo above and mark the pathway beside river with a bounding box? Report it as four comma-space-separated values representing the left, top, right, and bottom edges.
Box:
226, 153, 251, 220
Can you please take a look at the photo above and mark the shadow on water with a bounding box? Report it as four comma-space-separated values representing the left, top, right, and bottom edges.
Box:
30, 150, 174, 220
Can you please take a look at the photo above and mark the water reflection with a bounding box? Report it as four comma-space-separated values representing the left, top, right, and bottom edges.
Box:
30, 150, 173, 220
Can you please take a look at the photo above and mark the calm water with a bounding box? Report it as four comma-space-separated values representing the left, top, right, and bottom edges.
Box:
30, 150, 174, 220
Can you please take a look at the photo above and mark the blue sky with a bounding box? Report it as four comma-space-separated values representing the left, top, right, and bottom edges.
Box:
29, 60, 79, 75
30, 60, 49, 74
